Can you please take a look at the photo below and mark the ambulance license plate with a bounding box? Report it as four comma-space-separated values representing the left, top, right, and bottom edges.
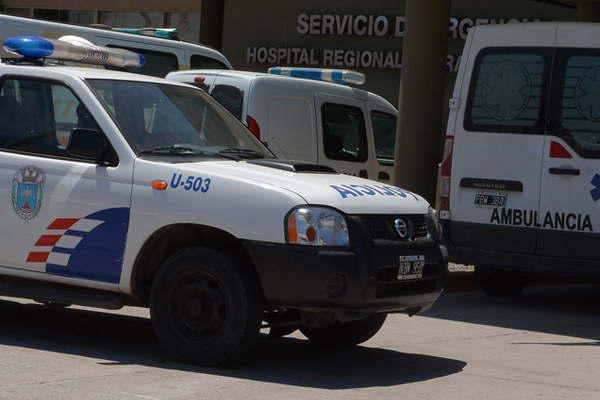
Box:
474, 192, 507, 208
397, 255, 425, 281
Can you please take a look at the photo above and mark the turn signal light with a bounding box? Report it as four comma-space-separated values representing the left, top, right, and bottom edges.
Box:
151, 180, 168, 190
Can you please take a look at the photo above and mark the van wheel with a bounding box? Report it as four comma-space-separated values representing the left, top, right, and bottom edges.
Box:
476, 267, 525, 298
150, 247, 261, 366
300, 314, 386, 347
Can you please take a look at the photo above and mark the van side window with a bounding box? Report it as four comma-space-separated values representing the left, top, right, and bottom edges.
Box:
552, 51, 600, 159
465, 49, 550, 134
108, 45, 178, 77
211, 85, 243, 120
371, 111, 397, 164
322, 103, 368, 163
0, 77, 103, 160
191, 55, 227, 70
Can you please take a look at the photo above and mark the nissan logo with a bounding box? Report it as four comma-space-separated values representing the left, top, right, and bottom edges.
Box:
394, 218, 410, 240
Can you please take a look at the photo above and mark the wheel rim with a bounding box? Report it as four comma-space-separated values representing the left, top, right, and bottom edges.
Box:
171, 271, 227, 340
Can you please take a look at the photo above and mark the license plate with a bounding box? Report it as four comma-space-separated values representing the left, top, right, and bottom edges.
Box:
474, 192, 507, 208
397, 255, 425, 281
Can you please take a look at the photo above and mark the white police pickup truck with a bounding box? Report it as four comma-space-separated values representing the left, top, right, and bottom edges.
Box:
0, 36, 447, 365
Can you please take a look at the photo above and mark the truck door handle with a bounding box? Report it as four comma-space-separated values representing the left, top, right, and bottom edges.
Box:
378, 171, 390, 181
549, 167, 580, 176
358, 169, 368, 178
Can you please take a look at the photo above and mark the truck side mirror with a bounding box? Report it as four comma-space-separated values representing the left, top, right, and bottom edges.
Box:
67, 128, 109, 164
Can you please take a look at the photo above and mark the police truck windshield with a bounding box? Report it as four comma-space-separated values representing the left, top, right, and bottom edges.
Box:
87, 80, 271, 160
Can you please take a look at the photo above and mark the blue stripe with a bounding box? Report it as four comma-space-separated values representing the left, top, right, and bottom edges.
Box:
51, 247, 73, 255
64, 230, 87, 237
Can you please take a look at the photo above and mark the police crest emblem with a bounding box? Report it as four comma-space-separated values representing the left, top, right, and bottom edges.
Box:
11, 166, 46, 222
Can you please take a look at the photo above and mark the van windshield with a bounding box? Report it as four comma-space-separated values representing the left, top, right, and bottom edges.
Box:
87, 79, 271, 160
371, 111, 396, 165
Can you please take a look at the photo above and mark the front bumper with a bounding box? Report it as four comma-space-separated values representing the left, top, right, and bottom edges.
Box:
244, 237, 447, 315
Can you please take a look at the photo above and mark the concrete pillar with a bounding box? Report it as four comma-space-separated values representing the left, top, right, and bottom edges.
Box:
393, 0, 450, 203
199, 0, 225, 50
578, 0, 600, 22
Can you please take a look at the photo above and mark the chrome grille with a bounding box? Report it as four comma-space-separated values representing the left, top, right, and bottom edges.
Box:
359, 215, 429, 241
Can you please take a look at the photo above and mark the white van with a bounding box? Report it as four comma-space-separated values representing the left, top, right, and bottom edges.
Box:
439, 22, 600, 296
0, 14, 232, 76
165, 68, 398, 182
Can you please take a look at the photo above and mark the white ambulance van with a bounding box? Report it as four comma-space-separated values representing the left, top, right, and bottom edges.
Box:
0, 36, 446, 365
165, 67, 398, 183
439, 22, 600, 296
0, 14, 232, 76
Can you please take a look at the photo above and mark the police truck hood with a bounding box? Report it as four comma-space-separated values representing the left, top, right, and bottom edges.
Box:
177, 160, 429, 215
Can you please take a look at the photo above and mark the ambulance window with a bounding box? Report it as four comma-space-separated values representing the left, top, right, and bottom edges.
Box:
465, 49, 550, 134
0, 77, 103, 160
211, 85, 243, 120
552, 51, 600, 159
322, 103, 368, 163
371, 111, 396, 164
108, 45, 178, 77
191, 55, 227, 70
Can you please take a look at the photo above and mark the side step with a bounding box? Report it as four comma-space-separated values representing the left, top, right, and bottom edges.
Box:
0, 275, 126, 310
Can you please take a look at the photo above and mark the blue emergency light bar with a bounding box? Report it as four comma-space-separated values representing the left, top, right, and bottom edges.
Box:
268, 67, 365, 85
3, 35, 145, 68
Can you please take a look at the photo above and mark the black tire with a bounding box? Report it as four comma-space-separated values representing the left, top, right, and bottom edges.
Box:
300, 314, 387, 347
150, 247, 261, 366
476, 267, 525, 298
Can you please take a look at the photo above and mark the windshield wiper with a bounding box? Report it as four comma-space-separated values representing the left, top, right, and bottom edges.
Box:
218, 148, 265, 159
139, 145, 238, 160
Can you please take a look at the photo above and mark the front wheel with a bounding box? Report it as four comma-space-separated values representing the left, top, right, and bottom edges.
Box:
300, 314, 387, 347
150, 247, 261, 366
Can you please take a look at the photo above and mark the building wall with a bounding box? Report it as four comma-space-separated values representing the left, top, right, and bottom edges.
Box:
1, 0, 204, 43
221, 0, 576, 105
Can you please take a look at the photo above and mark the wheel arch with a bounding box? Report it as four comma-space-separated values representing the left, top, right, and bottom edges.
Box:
130, 223, 263, 305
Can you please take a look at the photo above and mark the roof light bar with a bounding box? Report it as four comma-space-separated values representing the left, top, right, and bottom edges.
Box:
268, 67, 365, 85
3, 35, 145, 68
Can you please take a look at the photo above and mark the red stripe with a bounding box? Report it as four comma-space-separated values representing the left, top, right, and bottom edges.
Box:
35, 234, 62, 247
47, 218, 79, 230
27, 252, 49, 263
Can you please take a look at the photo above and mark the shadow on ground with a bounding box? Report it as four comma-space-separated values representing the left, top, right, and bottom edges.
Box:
0, 299, 465, 389
425, 282, 600, 343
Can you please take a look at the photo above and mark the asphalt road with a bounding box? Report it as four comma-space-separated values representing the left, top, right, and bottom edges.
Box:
0, 283, 598, 400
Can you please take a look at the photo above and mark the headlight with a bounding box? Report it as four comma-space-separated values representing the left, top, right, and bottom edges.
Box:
286, 206, 350, 246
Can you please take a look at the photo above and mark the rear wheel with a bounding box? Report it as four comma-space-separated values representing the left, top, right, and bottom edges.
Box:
150, 247, 261, 366
300, 314, 387, 347
476, 266, 525, 298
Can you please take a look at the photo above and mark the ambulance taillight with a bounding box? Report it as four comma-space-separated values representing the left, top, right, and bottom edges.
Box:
436, 134, 454, 220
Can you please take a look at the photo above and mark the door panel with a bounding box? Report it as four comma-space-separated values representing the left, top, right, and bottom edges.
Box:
450, 46, 554, 253
315, 94, 371, 179
539, 49, 600, 259
0, 76, 132, 285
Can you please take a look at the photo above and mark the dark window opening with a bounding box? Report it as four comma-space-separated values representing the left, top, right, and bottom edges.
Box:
191, 55, 227, 70
210, 84, 243, 120
0, 77, 109, 162
465, 48, 551, 135
322, 103, 368, 163
108, 45, 178, 77
551, 49, 600, 159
